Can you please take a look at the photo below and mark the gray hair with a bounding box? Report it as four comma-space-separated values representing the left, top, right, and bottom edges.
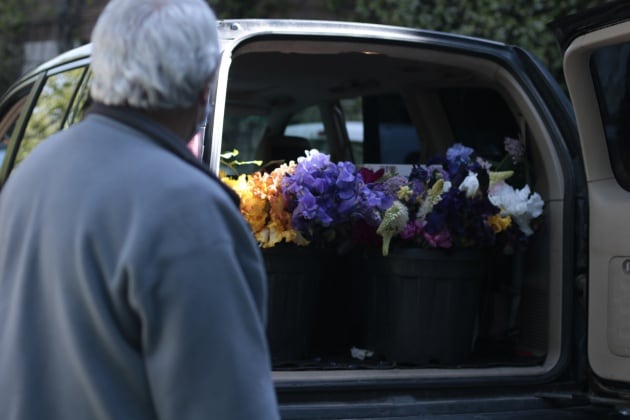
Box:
90, 0, 220, 109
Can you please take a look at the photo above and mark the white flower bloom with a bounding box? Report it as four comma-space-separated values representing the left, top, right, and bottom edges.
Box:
459, 171, 479, 198
489, 182, 544, 236
350, 346, 374, 360
443, 180, 452, 193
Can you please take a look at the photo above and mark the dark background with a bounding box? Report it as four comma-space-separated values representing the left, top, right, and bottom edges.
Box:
0, 0, 613, 96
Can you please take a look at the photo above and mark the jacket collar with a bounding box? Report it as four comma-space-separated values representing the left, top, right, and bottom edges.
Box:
87, 102, 240, 207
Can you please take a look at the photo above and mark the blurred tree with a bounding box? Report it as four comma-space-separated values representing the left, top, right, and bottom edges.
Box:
0, 0, 617, 95
350, 0, 614, 83
211, 0, 286, 18
0, 1, 31, 96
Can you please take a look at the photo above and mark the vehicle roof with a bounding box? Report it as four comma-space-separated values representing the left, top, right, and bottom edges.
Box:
216, 18, 508, 49
24, 18, 510, 77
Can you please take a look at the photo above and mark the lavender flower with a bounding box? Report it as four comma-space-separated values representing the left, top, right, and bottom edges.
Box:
272, 141, 543, 255
282, 149, 390, 242
370, 142, 542, 253
504, 137, 525, 164
446, 143, 474, 166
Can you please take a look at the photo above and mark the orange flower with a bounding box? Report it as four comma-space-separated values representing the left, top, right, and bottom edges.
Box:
222, 161, 306, 248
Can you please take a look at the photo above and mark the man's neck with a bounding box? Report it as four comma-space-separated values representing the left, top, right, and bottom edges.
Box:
138, 106, 198, 142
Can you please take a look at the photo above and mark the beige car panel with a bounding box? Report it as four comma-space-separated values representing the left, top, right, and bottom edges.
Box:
564, 20, 630, 382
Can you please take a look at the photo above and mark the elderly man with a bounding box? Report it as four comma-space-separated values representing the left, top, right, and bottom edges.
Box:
0, 0, 279, 419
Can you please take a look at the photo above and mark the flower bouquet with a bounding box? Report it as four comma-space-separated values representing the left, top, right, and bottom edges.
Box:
222, 148, 392, 251
221, 149, 392, 362
221, 137, 545, 365
222, 139, 544, 255
221, 158, 303, 248
364, 138, 544, 256
349, 138, 544, 365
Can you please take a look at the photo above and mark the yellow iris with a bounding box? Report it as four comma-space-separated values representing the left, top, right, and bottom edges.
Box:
221, 162, 302, 248
487, 214, 512, 233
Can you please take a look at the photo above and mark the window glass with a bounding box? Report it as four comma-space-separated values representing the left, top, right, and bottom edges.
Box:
64, 71, 93, 128
362, 93, 420, 165
360, 89, 518, 170
284, 100, 364, 162
339, 98, 364, 163
439, 87, 519, 162
281, 95, 419, 167
14, 67, 86, 168
591, 43, 630, 191
220, 110, 269, 175
284, 105, 327, 152
0, 95, 29, 168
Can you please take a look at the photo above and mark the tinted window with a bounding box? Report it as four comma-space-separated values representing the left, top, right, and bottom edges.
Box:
285, 100, 364, 163
0, 94, 29, 169
363, 93, 421, 165
284, 105, 327, 151
592, 43, 630, 191
64, 71, 93, 129
440, 87, 519, 161
220, 110, 269, 175
14, 67, 86, 168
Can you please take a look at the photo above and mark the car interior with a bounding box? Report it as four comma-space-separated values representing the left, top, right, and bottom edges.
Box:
218, 36, 565, 387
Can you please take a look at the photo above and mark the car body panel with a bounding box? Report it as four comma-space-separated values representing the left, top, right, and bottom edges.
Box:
557, 0, 630, 389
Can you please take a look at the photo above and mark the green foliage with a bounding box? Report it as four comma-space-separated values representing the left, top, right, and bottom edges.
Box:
0, 0, 615, 96
208, 0, 613, 82
351, 0, 613, 82
210, 0, 289, 18
15, 68, 85, 167
0, 1, 32, 95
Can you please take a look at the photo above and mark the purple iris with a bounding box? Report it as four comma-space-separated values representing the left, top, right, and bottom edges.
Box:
282, 150, 390, 242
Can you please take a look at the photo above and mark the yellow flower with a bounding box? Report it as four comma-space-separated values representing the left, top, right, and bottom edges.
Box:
417, 178, 445, 219
223, 173, 267, 233
221, 161, 303, 248
487, 214, 512, 233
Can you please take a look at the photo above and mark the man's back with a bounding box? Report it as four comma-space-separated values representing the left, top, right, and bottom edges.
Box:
0, 112, 278, 419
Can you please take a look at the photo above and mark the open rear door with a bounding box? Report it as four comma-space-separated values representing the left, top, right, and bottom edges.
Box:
552, 0, 630, 387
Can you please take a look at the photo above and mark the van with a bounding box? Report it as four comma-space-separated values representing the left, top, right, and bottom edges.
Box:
1, 2, 630, 417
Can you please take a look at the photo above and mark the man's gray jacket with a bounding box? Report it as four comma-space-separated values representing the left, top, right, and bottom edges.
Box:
0, 105, 280, 419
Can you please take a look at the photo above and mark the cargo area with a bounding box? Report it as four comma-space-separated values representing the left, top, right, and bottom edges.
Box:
216, 32, 566, 387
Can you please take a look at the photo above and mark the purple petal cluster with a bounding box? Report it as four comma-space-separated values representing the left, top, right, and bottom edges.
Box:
446, 143, 474, 166
424, 187, 498, 248
504, 136, 525, 164
281, 150, 390, 242
386, 143, 511, 249
275, 140, 542, 253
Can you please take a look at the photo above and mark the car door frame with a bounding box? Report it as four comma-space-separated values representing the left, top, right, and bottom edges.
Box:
552, 0, 630, 395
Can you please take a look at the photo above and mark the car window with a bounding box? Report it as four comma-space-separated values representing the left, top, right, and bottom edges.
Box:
64, 71, 93, 129
14, 67, 86, 169
440, 87, 519, 162
0, 94, 29, 169
285, 100, 364, 162
284, 105, 328, 152
222, 38, 524, 185
363, 93, 420, 166
591, 42, 630, 191
220, 110, 269, 175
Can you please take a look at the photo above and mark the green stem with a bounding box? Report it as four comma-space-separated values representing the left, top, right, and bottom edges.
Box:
494, 155, 511, 172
